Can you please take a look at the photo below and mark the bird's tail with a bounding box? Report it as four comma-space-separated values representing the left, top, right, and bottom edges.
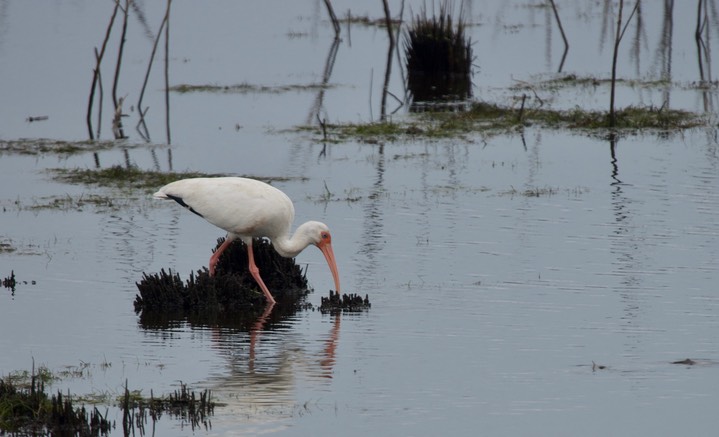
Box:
153, 190, 169, 200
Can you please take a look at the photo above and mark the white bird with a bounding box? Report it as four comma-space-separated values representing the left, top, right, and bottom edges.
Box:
153, 177, 341, 305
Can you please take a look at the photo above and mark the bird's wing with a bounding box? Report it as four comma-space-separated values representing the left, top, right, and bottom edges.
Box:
156, 177, 294, 237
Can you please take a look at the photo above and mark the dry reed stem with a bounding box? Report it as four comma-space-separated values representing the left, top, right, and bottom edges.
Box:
86, 1, 120, 140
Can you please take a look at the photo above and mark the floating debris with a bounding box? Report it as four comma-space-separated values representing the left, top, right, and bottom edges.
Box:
591, 361, 607, 371
26, 115, 49, 122
319, 290, 371, 314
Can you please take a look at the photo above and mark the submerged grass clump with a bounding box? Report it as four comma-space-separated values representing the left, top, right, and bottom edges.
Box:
136, 237, 370, 328
0, 139, 129, 157
135, 238, 311, 325
0, 365, 112, 436
2, 270, 16, 292
512, 73, 674, 92
301, 101, 706, 143
404, 0, 472, 102
405, 5, 471, 76
120, 381, 214, 435
0, 364, 216, 436
49, 166, 223, 192
48, 166, 305, 194
0, 240, 15, 254
319, 291, 371, 314
170, 82, 333, 94
25, 193, 118, 212
465, 101, 704, 130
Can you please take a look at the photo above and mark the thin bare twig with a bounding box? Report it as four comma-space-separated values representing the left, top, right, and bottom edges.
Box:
113, 0, 130, 111
307, 37, 339, 125
609, 0, 639, 127
164, 0, 172, 144
548, 0, 569, 72
380, 0, 395, 121
323, 0, 340, 38
317, 114, 328, 141
394, 0, 407, 103
368, 68, 374, 122
345, 9, 352, 46
110, 0, 130, 138
517, 94, 527, 122
618, 0, 640, 42
87, 0, 120, 139
112, 96, 127, 139
695, 0, 710, 82
511, 78, 545, 107
94, 48, 104, 139
137, 9, 169, 126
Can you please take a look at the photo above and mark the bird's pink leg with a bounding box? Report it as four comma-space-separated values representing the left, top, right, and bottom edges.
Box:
209, 237, 234, 276
246, 241, 277, 305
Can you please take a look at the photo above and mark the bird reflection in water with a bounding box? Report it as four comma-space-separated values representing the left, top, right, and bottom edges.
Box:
202, 304, 342, 421
243, 303, 341, 378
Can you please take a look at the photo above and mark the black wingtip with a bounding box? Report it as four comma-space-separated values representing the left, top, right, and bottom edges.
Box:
166, 194, 204, 218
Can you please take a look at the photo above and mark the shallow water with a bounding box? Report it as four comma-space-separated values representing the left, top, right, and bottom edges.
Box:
1, 1, 719, 436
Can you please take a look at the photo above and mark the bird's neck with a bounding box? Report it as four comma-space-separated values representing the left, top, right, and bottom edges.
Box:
272, 222, 315, 258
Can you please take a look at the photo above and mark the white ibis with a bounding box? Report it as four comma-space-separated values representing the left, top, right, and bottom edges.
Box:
153, 177, 341, 305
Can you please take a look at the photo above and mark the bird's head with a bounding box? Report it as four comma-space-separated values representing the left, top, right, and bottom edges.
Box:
301, 221, 341, 293
302, 221, 332, 245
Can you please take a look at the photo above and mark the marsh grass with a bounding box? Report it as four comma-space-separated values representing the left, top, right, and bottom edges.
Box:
0, 240, 15, 254
514, 73, 673, 92
11, 167, 225, 214
24, 194, 118, 212
319, 290, 371, 314
404, 1, 473, 102
0, 365, 112, 436
4, 167, 306, 214
1, 364, 216, 436
302, 101, 706, 143
48, 166, 305, 193
491, 185, 590, 199
405, 3, 471, 77
170, 82, 334, 94
337, 12, 401, 28
0, 139, 146, 157
455, 101, 703, 130
120, 380, 214, 434
0, 238, 43, 257
48, 166, 226, 192
135, 238, 311, 321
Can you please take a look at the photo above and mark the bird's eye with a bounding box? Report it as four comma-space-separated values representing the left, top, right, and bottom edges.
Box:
321, 232, 329, 239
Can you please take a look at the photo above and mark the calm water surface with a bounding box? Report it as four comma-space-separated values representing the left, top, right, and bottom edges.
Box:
1, 1, 718, 436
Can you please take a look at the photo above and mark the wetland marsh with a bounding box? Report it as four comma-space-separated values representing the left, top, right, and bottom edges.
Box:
1, 0, 718, 435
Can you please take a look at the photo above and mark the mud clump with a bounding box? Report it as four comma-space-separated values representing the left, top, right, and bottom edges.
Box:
2, 270, 16, 291
135, 237, 370, 327
319, 290, 371, 314
135, 238, 310, 316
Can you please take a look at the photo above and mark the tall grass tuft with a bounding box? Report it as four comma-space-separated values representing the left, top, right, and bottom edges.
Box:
404, 1, 472, 105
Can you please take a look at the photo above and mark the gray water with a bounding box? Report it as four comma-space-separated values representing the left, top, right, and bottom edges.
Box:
1, 1, 718, 436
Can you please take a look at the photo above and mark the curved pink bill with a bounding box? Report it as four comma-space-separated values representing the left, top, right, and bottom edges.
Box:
318, 240, 341, 293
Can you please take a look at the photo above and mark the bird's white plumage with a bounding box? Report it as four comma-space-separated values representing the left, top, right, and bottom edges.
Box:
154, 176, 341, 303
154, 177, 295, 240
